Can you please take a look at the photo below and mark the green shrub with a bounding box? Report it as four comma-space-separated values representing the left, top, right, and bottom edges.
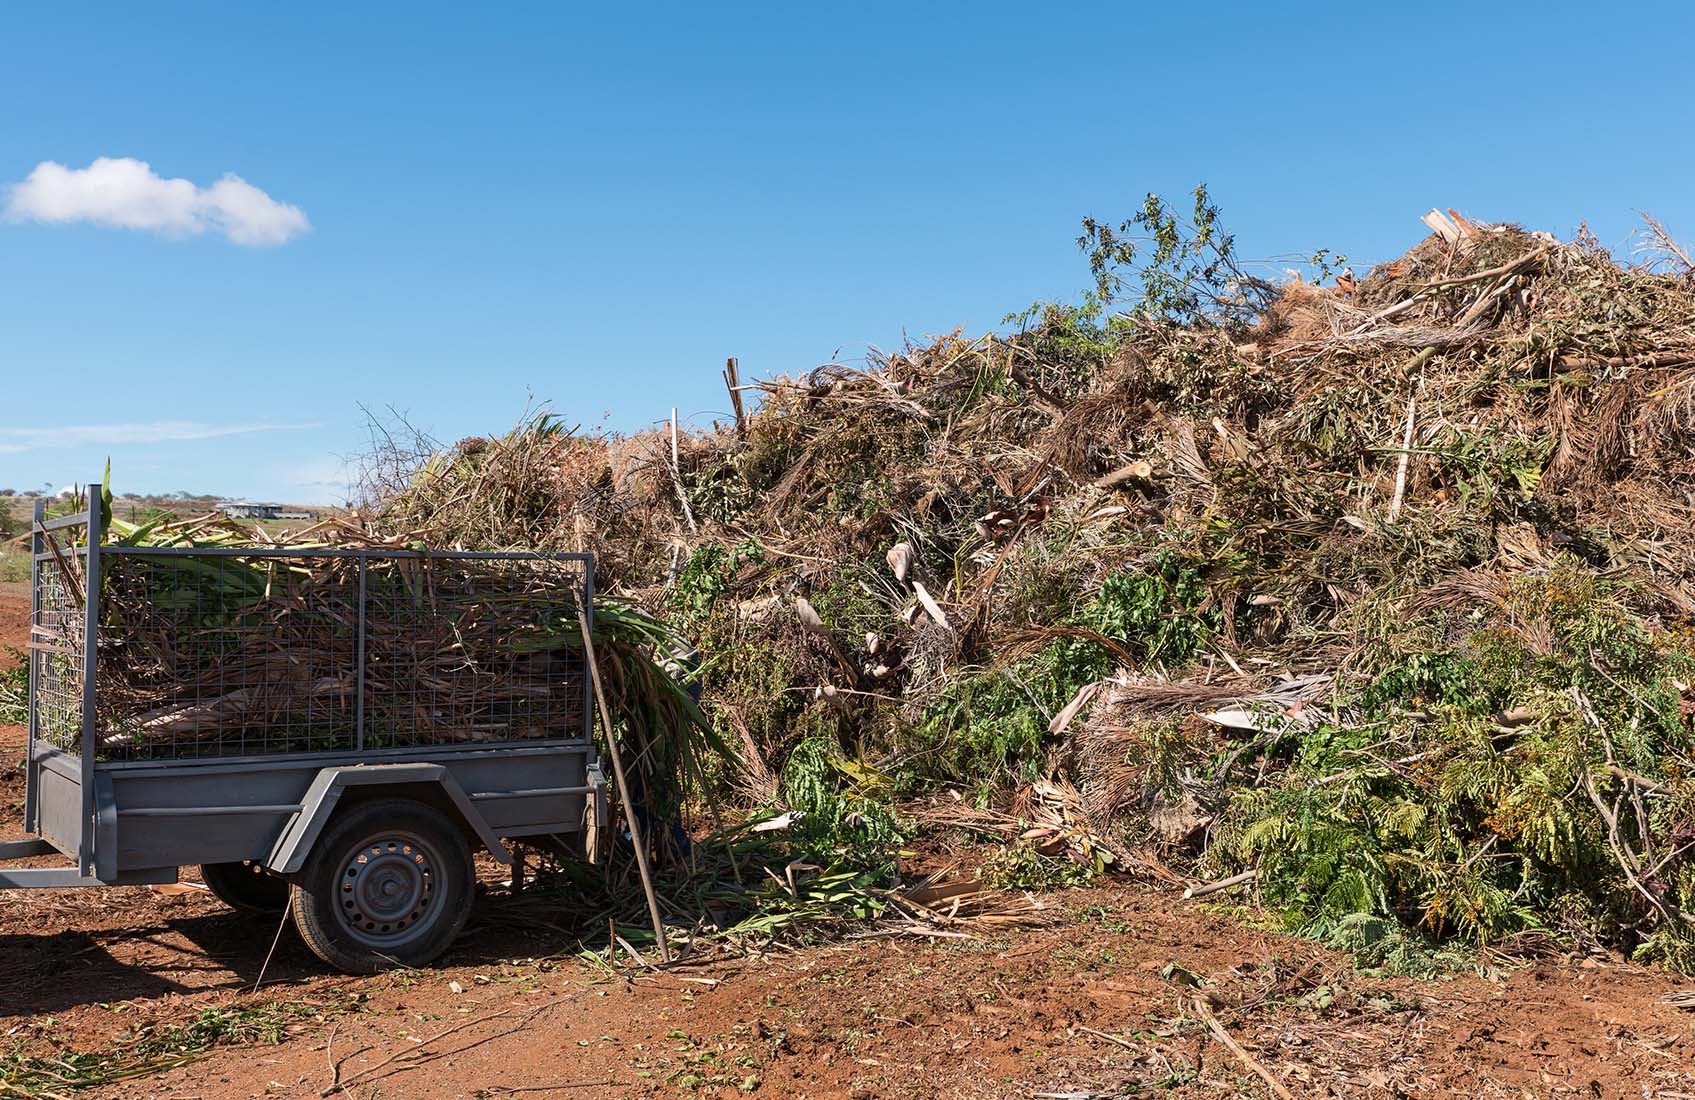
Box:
1212, 571, 1695, 962
1085, 548, 1219, 666
982, 841, 1100, 891
781, 731, 905, 877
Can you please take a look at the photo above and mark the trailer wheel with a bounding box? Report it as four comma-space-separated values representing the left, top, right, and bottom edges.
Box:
290, 799, 474, 974
200, 861, 290, 915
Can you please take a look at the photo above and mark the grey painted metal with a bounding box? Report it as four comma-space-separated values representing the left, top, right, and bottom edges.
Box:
95, 736, 584, 772
33, 749, 81, 857
267, 763, 511, 874
36, 511, 94, 533
119, 804, 305, 817
94, 732, 591, 872
24, 500, 41, 834
12, 722, 593, 879
0, 838, 54, 859
468, 784, 598, 801
333, 823, 446, 950
588, 764, 608, 830
93, 770, 119, 881
582, 566, 597, 760
355, 555, 366, 752
0, 865, 177, 888
78, 490, 100, 875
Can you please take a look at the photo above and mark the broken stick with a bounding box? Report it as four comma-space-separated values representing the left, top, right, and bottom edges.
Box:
1195, 998, 1295, 1100
575, 596, 672, 963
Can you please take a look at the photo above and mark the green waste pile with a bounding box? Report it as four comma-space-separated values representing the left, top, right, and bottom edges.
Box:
398, 196, 1695, 967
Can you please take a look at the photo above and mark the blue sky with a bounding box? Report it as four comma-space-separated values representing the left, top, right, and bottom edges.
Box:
4, 2, 1693, 503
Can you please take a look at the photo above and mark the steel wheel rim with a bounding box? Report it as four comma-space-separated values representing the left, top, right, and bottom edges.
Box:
334, 833, 441, 948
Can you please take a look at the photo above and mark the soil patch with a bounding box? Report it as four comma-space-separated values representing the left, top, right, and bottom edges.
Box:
0, 879, 1686, 1099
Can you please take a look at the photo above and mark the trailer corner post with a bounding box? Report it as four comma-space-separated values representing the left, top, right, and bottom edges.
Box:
77, 484, 102, 876
581, 563, 600, 766
355, 555, 367, 752
23, 499, 42, 834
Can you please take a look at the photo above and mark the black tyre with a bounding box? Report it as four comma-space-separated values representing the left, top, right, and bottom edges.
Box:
289, 799, 474, 974
200, 861, 290, 915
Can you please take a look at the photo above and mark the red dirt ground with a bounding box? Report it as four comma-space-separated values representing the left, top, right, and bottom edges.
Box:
2, 593, 1693, 1098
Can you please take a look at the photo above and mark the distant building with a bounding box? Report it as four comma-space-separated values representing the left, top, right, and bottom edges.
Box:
216, 500, 314, 521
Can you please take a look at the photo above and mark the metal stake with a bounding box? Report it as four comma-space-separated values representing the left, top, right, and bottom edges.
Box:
23, 500, 41, 834
77, 485, 102, 876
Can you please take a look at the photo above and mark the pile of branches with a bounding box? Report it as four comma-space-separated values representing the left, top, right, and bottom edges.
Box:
65, 199, 1688, 963
401, 202, 1695, 968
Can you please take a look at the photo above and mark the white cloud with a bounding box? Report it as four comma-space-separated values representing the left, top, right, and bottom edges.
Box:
4, 157, 310, 246
0, 421, 323, 454
280, 454, 356, 502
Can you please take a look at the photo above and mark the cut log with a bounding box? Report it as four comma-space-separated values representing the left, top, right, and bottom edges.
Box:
1094, 460, 1155, 489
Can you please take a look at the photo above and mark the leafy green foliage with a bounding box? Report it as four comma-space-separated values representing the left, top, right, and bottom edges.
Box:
1078, 185, 1273, 333
781, 731, 905, 878
0, 1000, 341, 1095
1360, 651, 1495, 717
1308, 248, 1350, 284
0, 547, 26, 584
1318, 913, 1467, 979
808, 573, 887, 642
1085, 549, 1219, 666
1212, 571, 1695, 963
982, 841, 1100, 891
668, 540, 763, 634
0, 647, 24, 724
1002, 300, 1123, 401
903, 660, 1061, 796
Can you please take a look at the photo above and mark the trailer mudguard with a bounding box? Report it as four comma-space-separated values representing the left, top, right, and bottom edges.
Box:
266, 763, 511, 874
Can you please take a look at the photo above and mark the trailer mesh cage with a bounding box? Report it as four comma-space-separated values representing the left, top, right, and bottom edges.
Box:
32, 511, 594, 761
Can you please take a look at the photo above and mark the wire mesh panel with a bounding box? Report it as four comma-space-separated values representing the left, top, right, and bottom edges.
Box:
72, 549, 591, 760
32, 528, 86, 753
95, 552, 359, 758
363, 556, 590, 749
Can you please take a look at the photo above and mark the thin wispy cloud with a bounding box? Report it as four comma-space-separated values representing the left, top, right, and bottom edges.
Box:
280, 455, 356, 504
4, 157, 310, 246
0, 421, 323, 455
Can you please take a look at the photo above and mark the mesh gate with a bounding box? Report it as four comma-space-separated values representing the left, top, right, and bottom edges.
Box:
31, 524, 86, 753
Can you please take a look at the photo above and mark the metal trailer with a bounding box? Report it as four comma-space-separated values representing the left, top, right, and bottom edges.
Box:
1, 486, 608, 973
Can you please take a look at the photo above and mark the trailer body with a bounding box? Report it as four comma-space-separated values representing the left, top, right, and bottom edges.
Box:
4, 487, 607, 969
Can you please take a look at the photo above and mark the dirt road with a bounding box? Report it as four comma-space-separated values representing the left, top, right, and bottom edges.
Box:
2, 594, 1692, 1098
